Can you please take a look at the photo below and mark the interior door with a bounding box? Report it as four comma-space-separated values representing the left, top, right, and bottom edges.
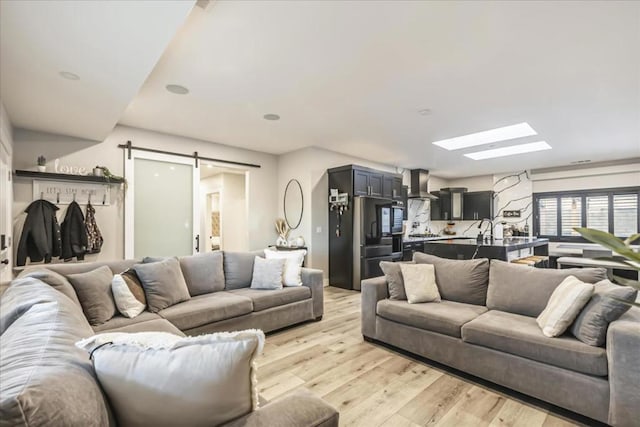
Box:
0, 142, 11, 283
125, 151, 199, 259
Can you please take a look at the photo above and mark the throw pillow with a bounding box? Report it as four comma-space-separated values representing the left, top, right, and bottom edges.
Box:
380, 261, 407, 300
111, 274, 146, 318
75, 330, 265, 427
223, 250, 265, 289
399, 263, 441, 304
537, 275, 594, 337
250, 257, 285, 290
264, 249, 306, 286
133, 257, 190, 313
413, 253, 489, 305
19, 269, 81, 306
66, 265, 117, 326
570, 280, 638, 346
120, 269, 146, 305
179, 251, 225, 296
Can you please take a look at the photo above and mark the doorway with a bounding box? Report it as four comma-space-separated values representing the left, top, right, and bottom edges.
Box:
0, 141, 11, 284
124, 151, 199, 259
199, 162, 248, 252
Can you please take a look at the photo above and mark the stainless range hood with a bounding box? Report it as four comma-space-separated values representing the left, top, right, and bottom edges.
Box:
408, 169, 438, 200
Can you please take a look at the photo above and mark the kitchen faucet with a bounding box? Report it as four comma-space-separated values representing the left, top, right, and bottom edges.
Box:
477, 218, 494, 242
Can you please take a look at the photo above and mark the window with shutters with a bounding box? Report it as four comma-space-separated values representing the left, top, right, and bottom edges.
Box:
533, 187, 639, 241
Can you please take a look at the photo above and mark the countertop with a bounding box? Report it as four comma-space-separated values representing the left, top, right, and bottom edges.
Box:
423, 237, 549, 249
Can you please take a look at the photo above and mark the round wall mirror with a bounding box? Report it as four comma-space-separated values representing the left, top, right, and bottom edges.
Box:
284, 179, 303, 230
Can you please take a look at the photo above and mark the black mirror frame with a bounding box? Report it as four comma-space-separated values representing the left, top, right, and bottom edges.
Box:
284, 179, 303, 230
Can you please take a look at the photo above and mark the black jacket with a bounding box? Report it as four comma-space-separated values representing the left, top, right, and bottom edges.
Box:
60, 201, 89, 262
16, 200, 62, 266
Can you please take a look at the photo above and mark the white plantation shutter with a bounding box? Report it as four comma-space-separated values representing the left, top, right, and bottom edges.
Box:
613, 194, 638, 237
586, 196, 609, 232
561, 197, 582, 236
538, 198, 557, 236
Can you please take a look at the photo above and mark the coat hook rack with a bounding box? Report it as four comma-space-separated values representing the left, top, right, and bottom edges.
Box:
102, 192, 106, 205
40, 192, 44, 200
88, 193, 91, 204
72, 193, 76, 202
56, 193, 60, 204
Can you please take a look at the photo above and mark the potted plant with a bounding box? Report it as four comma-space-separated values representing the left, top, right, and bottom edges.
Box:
574, 227, 639, 308
37, 155, 46, 172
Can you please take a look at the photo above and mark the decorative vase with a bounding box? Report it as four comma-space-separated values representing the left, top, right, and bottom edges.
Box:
276, 236, 288, 247
93, 167, 104, 177
37, 165, 46, 172
294, 236, 305, 247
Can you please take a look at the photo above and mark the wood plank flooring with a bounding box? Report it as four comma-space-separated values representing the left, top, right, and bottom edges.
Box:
257, 286, 585, 427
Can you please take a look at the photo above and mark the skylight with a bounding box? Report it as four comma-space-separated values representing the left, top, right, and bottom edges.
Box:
464, 141, 552, 160
432, 122, 537, 150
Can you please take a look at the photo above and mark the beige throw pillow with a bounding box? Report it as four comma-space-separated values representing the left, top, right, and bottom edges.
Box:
250, 257, 285, 290
399, 263, 441, 304
537, 275, 594, 337
263, 249, 306, 286
76, 330, 265, 427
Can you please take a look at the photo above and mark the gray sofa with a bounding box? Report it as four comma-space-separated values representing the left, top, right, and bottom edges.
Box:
17, 251, 324, 336
361, 257, 639, 427
2, 251, 338, 427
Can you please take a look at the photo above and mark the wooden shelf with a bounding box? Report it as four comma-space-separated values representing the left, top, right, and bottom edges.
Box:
14, 170, 124, 184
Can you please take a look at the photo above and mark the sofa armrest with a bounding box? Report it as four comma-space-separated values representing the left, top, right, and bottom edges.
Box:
223, 389, 339, 427
301, 267, 324, 319
607, 308, 640, 427
361, 275, 388, 339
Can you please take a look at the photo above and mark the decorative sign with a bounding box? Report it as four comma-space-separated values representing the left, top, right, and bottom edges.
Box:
503, 210, 521, 218
33, 180, 111, 206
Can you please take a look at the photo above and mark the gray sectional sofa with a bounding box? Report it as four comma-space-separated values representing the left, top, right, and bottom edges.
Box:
2, 251, 338, 427
361, 257, 640, 427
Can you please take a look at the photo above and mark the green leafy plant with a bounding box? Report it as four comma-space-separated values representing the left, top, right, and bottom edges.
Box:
37, 155, 46, 166
574, 227, 639, 308
94, 166, 124, 183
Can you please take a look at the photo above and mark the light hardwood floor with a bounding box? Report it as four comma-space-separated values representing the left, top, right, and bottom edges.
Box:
257, 286, 586, 427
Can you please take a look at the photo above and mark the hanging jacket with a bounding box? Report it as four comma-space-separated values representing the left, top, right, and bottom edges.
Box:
16, 199, 62, 266
85, 202, 103, 254
60, 201, 89, 262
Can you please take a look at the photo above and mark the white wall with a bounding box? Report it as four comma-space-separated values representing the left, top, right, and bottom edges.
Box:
277, 146, 401, 274
219, 173, 247, 251
12, 125, 278, 264
531, 162, 640, 192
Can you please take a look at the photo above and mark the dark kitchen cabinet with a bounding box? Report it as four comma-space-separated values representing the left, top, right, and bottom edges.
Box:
383, 175, 394, 199
393, 177, 403, 201
403, 241, 425, 261
401, 185, 409, 220
430, 192, 442, 220
438, 188, 466, 221
354, 169, 383, 197
464, 191, 495, 220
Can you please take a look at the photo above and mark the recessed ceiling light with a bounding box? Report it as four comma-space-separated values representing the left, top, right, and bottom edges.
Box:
207, 164, 213, 169
464, 141, 552, 160
418, 108, 432, 116
59, 71, 80, 80
432, 122, 537, 150
166, 84, 189, 95
263, 114, 280, 121
570, 159, 591, 164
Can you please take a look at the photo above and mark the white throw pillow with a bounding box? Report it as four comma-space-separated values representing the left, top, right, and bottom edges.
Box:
399, 263, 441, 304
76, 330, 265, 427
111, 274, 145, 318
537, 275, 594, 337
264, 249, 306, 286
250, 256, 285, 290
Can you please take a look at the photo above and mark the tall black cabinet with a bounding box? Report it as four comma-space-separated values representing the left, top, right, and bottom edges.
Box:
328, 165, 403, 290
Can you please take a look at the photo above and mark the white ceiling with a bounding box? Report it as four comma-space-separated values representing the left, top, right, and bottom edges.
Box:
2, 1, 639, 177
0, 0, 195, 141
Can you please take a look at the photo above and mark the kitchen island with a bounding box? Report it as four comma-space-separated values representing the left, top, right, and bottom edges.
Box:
422, 237, 549, 262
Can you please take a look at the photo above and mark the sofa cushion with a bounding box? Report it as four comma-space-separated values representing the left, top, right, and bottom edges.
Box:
486, 260, 607, 317
66, 265, 117, 326
120, 268, 147, 305
537, 276, 594, 337
224, 250, 265, 290
18, 269, 81, 306
92, 311, 162, 332
250, 257, 286, 290
0, 279, 110, 426
380, 261, 407, 300
134, 257, 191, 313
413, 253, 489, 306
400, 263, 441, 304
229, 287, 311, 312
158, 292, 253, 330
97, 318, 185, 336
376, 299, 488, 338
111, 274, 146, 318
179, 251, 225, 296
462, 310, 608, 377
570, 280, 637, 346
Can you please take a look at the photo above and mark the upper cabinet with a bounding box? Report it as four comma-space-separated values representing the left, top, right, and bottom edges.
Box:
435, 188, 466, 221
330, 165, 402, 200
463, 191, 495, 220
